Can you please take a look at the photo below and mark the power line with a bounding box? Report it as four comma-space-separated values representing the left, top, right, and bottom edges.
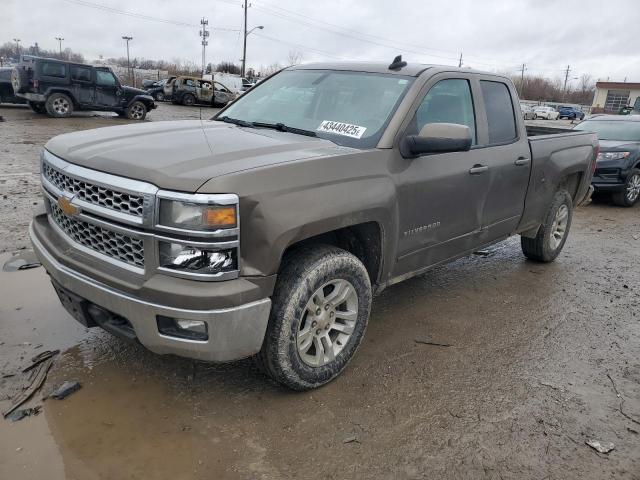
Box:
252, 32, 343, 60
60, 0, 239, 31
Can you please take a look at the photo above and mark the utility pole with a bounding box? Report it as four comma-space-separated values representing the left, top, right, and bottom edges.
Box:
242, 0, 248, 77
122, 36, 133, 86
200, 18, 209, 76
519, 63, 526, 98
562, 64, 571, 101
13, 38, 21, 59
458, 53, 463, 68
55, 37, 64, 57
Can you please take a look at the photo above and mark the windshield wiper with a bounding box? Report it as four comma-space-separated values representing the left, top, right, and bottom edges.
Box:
215, 116, 255, 128
252, 122, 317, 137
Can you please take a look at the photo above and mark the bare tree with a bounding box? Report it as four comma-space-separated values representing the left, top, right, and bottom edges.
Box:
287, 50, 303, 66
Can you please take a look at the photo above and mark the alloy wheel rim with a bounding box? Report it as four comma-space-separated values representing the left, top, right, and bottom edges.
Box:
626, 174, 640, 202
131, 104, 144, 119
297, 279, 358, 367
53, 98, 69, 114
549, 204, 569, 250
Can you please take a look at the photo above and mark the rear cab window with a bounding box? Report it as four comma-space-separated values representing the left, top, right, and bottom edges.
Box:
480, 80, 517, 144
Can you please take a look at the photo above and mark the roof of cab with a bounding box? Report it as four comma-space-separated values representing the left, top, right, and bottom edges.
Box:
288, 61, 499, 78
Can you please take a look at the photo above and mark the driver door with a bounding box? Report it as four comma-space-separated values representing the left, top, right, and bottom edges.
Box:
392, 75, 492, 277
95, 69, 121, 107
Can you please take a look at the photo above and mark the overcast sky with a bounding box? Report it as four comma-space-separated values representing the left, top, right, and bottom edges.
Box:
5, 0, 640, 83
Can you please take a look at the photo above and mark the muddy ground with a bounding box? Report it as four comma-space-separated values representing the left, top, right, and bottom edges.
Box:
0, 104, 639, 479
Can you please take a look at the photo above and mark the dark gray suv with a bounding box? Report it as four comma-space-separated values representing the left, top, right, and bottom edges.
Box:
12, 56, 156, 119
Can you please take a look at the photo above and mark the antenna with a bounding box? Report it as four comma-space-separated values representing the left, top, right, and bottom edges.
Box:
388, 55, 407, 71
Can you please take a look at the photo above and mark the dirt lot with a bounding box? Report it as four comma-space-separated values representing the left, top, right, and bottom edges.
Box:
1, 104, 639, 479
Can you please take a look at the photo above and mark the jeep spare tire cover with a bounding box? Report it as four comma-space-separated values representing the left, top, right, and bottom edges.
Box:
11, 68, 29, 94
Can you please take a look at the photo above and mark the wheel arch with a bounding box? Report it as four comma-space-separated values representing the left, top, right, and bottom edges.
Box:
44, 88, 78, 106
279, 221, 385, 289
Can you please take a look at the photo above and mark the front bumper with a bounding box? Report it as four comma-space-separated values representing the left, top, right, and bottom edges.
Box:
30, 222, 272, 362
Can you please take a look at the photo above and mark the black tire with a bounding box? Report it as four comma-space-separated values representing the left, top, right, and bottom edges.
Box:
45, 93, 74, 118
124, 100, 147, 120
521, 189, 573, 263
182, 93, 196, 106
255, 245, 372, 390
11, 68, 29, 94
612, 169, 640, 207
28, 101, 46, 114
154, 91, 165, 102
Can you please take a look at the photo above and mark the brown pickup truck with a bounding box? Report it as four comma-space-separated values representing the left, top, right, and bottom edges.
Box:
30, 58, 597, 390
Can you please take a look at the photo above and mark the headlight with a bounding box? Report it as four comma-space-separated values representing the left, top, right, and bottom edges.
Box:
159, 242, 236, 275
158, 198, 237, 230
597, 151, 631, 162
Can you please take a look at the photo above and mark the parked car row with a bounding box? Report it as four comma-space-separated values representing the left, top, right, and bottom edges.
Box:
519, 104, 586, 121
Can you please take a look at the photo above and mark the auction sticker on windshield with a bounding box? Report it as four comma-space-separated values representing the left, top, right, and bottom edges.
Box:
317, 120, 367, 139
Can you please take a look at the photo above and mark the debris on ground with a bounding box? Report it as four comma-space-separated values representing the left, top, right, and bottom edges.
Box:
2, 356, 55, 418
473, 250, 492, 257
414, 339, 452, 347
2, 251, 41, 272
6, 406, 42, 422
23, 349, 59, 373
586, 439, 615, 454
48, 380, 81, 400
343, 436, 360, 444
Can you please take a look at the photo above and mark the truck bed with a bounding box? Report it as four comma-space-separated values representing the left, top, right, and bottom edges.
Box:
526, 125, 575, 137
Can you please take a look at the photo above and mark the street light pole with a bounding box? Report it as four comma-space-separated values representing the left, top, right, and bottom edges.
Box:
55, 37, 64, 57
13, 38, 21, 59
242, 25, 264, 78
122, 36, 133, 86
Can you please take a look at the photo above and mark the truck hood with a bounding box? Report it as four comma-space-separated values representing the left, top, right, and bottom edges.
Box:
45, 120, 344, 192
598, 139, 640, 151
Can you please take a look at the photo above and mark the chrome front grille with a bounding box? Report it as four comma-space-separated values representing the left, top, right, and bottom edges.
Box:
43, 161, 145, 217
50, 202, 145, 268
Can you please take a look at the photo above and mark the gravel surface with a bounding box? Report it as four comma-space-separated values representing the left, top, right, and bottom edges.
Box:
0, 104, 638, 479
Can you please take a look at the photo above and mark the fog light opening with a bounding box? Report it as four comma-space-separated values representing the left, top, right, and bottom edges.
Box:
157, 316, 209, 341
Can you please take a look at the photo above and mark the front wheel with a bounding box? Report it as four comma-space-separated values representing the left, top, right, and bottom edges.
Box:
255, 245, 372, 390
154, 91, 165, 102
521, 189, 573, 262
612, 169, 640, 207
125, 100, 147, 120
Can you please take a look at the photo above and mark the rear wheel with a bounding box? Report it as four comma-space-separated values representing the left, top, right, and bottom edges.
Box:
521, 189, 573, 262
125, 100, 147, 120
28, 101, 46, 114
612, 169, 640, 207
154, 91, 165, 102
182, 93, 196, 106
45, 93, 73, 118
255, 245, 372, 390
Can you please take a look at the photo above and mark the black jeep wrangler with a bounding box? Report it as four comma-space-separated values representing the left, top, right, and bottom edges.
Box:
11, 56, 156, 120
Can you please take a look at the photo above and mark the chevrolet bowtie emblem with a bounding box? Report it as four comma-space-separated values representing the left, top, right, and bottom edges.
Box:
58, 195, 79, 217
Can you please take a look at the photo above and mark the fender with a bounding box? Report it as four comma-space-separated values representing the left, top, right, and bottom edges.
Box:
126, 94, 156, 110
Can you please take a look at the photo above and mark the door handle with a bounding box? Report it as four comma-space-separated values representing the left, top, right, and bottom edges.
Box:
514, 157, 530, 166
469, 164, 489, 175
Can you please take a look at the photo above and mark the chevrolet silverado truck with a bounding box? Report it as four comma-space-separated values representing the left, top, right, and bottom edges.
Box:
30, 58, 597, 390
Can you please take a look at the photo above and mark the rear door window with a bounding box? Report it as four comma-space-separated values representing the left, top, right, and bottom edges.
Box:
71, 66, 92, 82
480, 80, 517, 144
42, 62, 67, 78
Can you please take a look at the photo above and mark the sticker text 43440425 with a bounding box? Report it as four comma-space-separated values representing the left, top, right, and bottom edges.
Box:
317, 121, 367, 139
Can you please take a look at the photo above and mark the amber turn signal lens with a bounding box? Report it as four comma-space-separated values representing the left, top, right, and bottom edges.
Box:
202, 206, 236, 227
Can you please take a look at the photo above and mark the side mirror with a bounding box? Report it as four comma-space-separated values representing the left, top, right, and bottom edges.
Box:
401, 123, 472, 158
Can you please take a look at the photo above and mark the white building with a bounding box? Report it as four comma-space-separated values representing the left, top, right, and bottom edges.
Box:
591, 81, 640, 114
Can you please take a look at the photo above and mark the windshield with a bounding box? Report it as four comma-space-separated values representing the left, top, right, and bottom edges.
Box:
215, 69, 415, 148
574, 120, 640, 141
